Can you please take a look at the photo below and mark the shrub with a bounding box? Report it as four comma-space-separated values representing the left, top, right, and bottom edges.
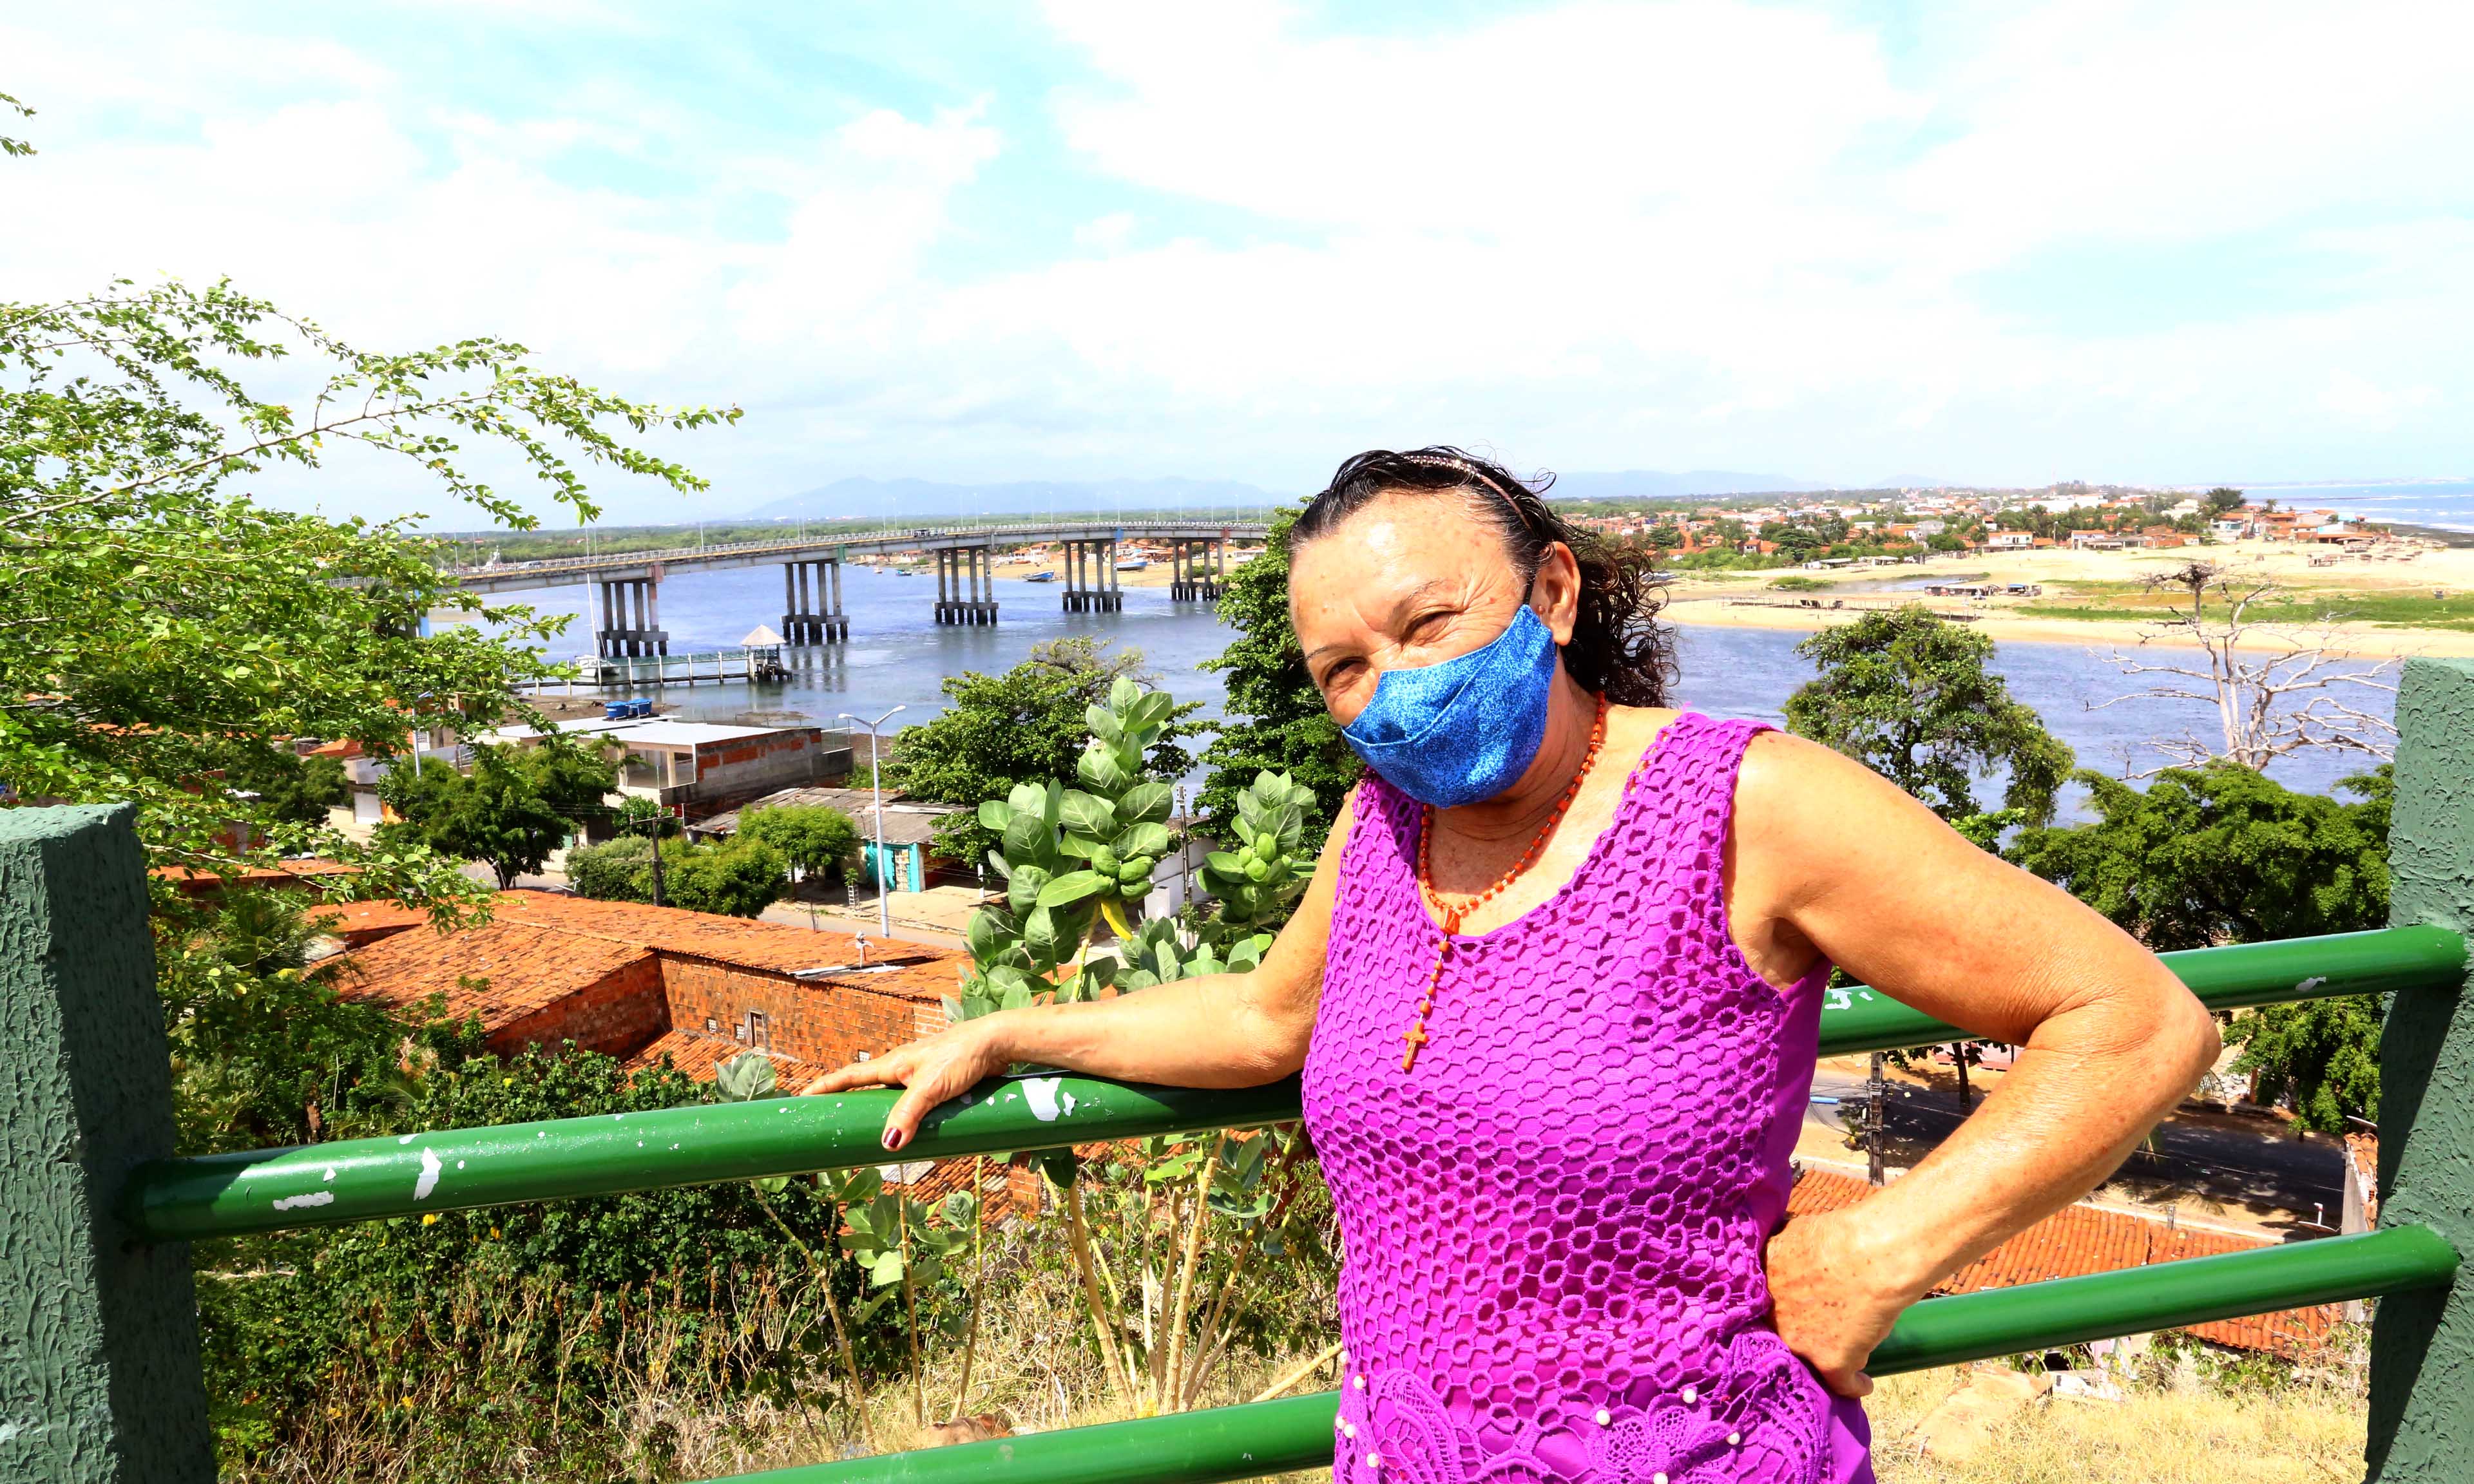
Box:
564, 834, 655, 902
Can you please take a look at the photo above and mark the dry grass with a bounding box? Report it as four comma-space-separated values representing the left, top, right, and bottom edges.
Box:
1867, 1367, 2367, 1484
228, 1244, 2366, 1484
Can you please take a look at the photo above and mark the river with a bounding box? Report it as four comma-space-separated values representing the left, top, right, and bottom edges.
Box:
494, 562, 2397, 819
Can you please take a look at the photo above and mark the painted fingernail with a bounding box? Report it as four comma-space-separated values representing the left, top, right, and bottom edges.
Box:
882, 1128, 903, 1150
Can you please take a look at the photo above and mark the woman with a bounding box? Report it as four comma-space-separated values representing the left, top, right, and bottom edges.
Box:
807, 448, 2219, 1484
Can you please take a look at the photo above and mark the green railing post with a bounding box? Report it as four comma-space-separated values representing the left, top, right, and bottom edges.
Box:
2370, 656, 2474, 1479
0, 805, 213, 1483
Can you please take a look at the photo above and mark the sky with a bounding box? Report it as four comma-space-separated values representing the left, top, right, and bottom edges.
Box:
5, 1, 2471, 526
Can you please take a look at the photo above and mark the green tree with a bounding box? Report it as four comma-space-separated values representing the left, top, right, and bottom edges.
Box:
2008, 764, 2392, 1131
563, 833, 657, 902
660, 834, 789, 917
740, 803, 863, 883
381, 739, 617, 889
3, 267, 732, 913
1785, 605, 2075, 829
2203, 486, 2247, 517
1195, 506, 1362, 843
887, 637, 1200, 866
204, 739, 350, 826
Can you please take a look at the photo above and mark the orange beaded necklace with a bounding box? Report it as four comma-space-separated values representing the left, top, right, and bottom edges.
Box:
1404, 692, 1610, 1072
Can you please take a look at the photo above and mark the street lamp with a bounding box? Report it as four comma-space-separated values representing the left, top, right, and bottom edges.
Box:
836, 704, 908, 938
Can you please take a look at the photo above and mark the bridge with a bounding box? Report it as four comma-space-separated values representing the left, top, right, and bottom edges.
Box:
445, 521, 1267, 661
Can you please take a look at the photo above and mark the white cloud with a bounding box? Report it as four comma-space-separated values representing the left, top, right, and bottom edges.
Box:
2, 0, 2468, 520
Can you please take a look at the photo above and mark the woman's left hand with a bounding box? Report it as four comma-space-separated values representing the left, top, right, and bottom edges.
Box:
1763, 1208, 1923, 1398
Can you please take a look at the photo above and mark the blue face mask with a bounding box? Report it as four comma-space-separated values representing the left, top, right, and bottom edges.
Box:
1341, 604, 1560, 808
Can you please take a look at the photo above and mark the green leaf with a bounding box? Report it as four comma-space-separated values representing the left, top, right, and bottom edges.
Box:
1002, 812, 1055, 868
977, 799, 1015, 832
1024, 908, 1071, 968
1035, 870, 1112, 908
1113, 821, 1173, 860
1108, 675, 1142, 712
1118, 781, 1173, 823
1084, 703, 1122, 741
867, 1252, 906, 1287
716, 1052, 777, 1103
1129, 691, 1175, 733
1006, 862, 1052, 916
1077, 745, 1130, 794
1059, 789, 1117, 838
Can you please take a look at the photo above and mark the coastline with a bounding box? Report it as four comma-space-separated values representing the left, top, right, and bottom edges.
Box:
1652, 537, 2474, 659
1655, 593, 2474, 659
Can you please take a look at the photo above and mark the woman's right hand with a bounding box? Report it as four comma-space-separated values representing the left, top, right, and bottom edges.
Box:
802, 1018, 1013, 1152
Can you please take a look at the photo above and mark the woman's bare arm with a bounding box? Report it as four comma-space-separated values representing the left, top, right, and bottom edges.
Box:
802, 797, 1354, 1150
1733, 732, 2221, 1395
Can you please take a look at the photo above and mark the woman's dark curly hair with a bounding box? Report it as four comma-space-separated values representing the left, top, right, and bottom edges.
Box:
1290, 446, 1676, 707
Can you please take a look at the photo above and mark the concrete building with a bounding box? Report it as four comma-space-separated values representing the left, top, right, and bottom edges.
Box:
325, 890, 1039, 1208
488, 716, 852, 823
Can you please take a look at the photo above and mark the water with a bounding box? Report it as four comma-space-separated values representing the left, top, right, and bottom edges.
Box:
494, 564, 2397, 818
2240, 480, 2474, 534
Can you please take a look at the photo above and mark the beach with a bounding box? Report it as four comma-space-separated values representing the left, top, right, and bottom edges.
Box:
1655, 538, 2474, 659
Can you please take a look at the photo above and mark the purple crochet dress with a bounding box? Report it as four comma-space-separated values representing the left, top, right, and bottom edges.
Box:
1302, 713, 1872, 1484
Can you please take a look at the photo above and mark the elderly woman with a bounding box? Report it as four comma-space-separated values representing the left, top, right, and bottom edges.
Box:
807, 448, 2219, 1484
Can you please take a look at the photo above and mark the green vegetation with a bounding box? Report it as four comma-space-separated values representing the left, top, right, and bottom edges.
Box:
2009, 765, 2392, 1131
1770, 573, 1832, 591
885, 636, 1202, 868
2020, 586, 2474, 633
1195, 504, 1363, 842
950, 676, 1323, 1415
3, 275, 733, 917
1786, 607, 2075, 832
563, 832, 791, 917
379, 738, 618, 889
739, 803, 864, 884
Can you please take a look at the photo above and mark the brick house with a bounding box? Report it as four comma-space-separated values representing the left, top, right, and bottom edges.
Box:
485, 717, 852, 823
332, 891, 954, 1076
329, 891, 1042, 1208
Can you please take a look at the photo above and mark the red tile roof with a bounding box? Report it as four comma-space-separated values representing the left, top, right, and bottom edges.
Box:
334, 921, 653, 1033
484, 891, 950, 993
154, 858, 360, 895
1788, 1168, 2341, 1356
310, 897, 430, 947
625, 1030, 815, 1084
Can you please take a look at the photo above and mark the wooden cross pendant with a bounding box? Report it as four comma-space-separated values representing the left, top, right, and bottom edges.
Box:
1399, 1023, 1430, 1072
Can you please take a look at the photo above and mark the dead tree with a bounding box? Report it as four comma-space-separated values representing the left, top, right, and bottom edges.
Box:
2091, 559, 2397, 774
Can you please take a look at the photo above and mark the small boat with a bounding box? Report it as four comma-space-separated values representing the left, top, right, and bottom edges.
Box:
1116, 558, 1150, 571
1024, 571, 1058, 583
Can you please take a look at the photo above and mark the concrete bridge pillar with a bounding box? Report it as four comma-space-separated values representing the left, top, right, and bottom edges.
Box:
593, 570, 668, 658
1169, 537, 1222, 602
781, 557, 847, 643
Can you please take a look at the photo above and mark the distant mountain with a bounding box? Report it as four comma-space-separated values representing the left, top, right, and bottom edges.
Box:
1544, 470, 1827, 501
742, 477, 1288, 521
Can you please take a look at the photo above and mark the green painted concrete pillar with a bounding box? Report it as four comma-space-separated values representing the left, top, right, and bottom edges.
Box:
2370, 657, 2474, 1479
0, 805, 213, 1482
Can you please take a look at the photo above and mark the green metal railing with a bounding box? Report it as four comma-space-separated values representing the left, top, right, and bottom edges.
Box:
720, 1228, 2464, 1484
118, 925, 2467, 1242
10, 656, 2474, 1484
104, 924, 2468, 1484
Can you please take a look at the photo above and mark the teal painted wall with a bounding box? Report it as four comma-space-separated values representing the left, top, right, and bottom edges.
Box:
2368, 656, 2474, 1479
0, 805, 213, 1482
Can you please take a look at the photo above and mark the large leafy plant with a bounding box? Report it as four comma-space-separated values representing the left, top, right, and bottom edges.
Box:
955, 676, 1178, 1016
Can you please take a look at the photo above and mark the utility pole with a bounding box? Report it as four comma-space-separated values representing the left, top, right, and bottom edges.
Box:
1867, 1052, 1886, 1186
838, 704, 908, 938
642, 811, 667, 908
